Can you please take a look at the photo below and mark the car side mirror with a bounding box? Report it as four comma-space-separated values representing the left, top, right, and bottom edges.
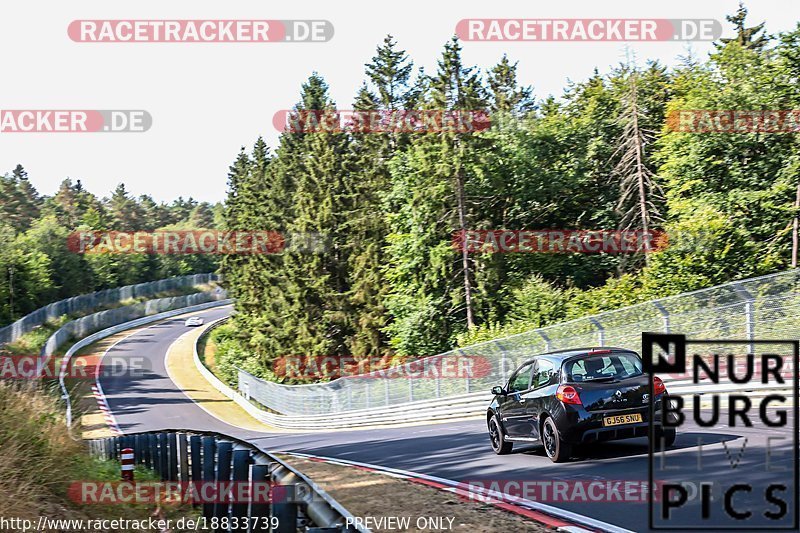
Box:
491, 386, 506, 396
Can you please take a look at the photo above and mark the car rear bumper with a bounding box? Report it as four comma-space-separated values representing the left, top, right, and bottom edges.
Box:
558, 394, 674, 444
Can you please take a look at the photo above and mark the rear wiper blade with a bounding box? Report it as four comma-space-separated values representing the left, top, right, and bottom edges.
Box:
588, 377, 618, 382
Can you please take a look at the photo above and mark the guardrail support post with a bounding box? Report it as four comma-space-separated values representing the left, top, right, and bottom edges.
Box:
231, 449, 252, 530
143, 435, 153, 469
270, 485, 297, 533
214, 441, 234, 530
158, 433, 169, 481
178, 433, 190, 482
190, 435, 202, 482
202, 437, 216, 519
150, 434, 160, 476
134, 434, 144, 464
168, 433, 179, 481
250, 464, 270, 532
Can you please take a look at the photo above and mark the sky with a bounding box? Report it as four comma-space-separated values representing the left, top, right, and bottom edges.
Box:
1, 1, 798, 203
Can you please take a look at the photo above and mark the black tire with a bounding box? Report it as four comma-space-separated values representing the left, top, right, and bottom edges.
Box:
660, 427, 676, 448
542, 416, 572, 463
489, 416, 513, 455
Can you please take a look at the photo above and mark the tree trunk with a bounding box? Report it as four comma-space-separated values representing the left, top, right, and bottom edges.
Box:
455, 170, 475, 329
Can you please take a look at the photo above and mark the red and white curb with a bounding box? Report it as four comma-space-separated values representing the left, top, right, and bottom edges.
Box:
278, 452, 633, 533
91, 381, 121, 436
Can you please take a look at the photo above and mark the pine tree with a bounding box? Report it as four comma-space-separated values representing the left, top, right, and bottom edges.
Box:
719, 2, 769, 51
365, 35, 414, 110
107, 183, 145, 231
487, 55, 534, 115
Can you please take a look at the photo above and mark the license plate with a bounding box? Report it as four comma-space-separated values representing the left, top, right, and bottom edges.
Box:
603, 413, 643, 426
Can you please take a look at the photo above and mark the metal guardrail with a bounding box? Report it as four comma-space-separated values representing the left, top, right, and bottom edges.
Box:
59, 299, 233, 430
235, 269, 800, 417
193, 318, 793, 430
0, 273, 218, 345
89, 429, 365, 533
41, 289, 228, 362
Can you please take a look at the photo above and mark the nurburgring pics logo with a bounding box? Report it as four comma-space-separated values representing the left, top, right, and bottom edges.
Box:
68, 20, 333, 43
0, 110, 151, 133
643, 333, 798, 530
456, 19, 722, 42
272, 109, 491, 133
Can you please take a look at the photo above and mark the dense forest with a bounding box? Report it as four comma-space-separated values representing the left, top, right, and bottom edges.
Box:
217, 7, 800, 382
0, 168, 221, 326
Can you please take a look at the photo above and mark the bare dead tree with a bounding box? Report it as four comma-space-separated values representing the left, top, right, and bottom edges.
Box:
613, 70, 664, 265
792, 180, 800, 268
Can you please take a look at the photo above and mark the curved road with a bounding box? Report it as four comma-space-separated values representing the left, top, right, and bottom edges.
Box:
99, 307, 796, 532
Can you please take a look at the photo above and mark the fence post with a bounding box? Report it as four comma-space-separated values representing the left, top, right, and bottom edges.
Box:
458, 350, 470, 394
231, 449, 251, 530
214, 441, 233, 530
589, 318, 605, 347
733, 283, 756, 355
653, 302, 671, 334
201, 436, 216, 519
538, 332, 552, 352
495, 341, 511, 385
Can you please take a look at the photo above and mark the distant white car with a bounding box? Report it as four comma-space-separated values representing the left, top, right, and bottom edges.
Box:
185, 317, 204, 327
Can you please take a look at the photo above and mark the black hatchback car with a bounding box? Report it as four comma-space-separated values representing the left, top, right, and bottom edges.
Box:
487, 347, 676, 462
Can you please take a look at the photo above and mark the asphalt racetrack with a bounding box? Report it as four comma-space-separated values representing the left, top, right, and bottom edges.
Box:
98, 307, 798, 532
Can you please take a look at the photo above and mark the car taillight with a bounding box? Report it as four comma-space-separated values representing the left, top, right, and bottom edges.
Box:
556, 384, 582, 405
654, 376, 667, 395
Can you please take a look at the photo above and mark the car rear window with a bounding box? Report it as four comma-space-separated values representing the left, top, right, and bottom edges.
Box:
564, 352, 642, 382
